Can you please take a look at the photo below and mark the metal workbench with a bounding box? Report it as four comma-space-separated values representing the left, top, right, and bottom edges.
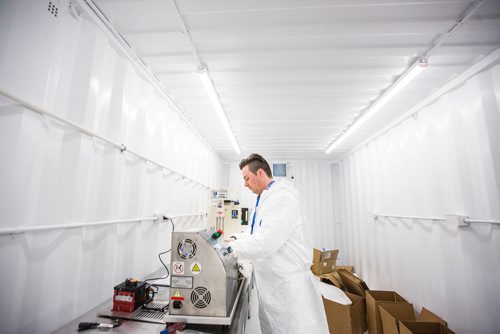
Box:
54, 277, 250, 334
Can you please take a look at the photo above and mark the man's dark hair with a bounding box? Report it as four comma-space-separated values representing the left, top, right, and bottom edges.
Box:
239, 153, 273, 178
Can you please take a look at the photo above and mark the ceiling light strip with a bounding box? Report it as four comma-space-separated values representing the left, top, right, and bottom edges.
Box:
198, 66, 241, 154
169, 0, 241, 154
325, 0, 486, 155
342, 47, 500, 161
199, 67, 241, 153
325, 58, 427, 154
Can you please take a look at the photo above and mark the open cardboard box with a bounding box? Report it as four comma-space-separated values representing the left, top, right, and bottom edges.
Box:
313, 248, 338, 263
311, 260, 337, 275
315, 271, 345, 289
323, 291, 367, 334
312, 249, 367, 333
310, 249, 345, 287
399, 321, 455, 334
366, 290, 409, 334
379, 302, 416, 334
311, 249, 339, 275
380, 304, 454, 334
336, 265, 354, 272
337, 269, 369, 297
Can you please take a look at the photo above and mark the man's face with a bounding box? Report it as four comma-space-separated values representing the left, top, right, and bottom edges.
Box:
242, 165, 263, 195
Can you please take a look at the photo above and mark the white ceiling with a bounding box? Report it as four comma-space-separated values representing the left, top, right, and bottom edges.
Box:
92, 0, 500, 162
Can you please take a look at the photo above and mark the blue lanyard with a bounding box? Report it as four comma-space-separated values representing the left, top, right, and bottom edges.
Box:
250, 180, 275, 235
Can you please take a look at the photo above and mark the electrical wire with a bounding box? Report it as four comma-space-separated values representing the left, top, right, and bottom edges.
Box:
145, 218, 175, 285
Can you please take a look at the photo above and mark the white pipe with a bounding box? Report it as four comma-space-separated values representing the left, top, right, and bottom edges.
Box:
374, 214, 500, 226
0, 88, 210, 190
464, 218, 500, 225
0, 216, 158, 236
169, 0, 203, 67
374, 214, 445, 221
424, 0, 486, 59
169, 213, 206, 219
0, 213, 207, 236
0, 89, 120, 150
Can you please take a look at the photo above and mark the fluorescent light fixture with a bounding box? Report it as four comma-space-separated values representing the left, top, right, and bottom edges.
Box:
325, 58, 428, 154
198, 65, 241, 155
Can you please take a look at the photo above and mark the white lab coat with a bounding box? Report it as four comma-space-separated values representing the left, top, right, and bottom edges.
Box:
231, 179, 329, 334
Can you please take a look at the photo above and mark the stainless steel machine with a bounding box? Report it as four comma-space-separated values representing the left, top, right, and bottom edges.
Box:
97, 227, 248, 332
168, 228, 239, 319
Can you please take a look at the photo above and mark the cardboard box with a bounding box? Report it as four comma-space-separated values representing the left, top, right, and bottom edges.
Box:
313, 248, 339, 263
323, 291, 367, 334
311, 249, 339, 275
417, 307, 449, 326
338, 269, 369, 296
379, 302, 416, 334
383, 307, 454, 334
399, 321, 455, 334
330, 270, 345, 289
380, 304, 454, 334
366, 290, 409, 334
336, 265, 354, 272
311, 260, 337, 275
315, 271, 345, 289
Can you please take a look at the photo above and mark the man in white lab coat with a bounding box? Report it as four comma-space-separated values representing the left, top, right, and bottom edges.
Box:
228, 153, 329, 334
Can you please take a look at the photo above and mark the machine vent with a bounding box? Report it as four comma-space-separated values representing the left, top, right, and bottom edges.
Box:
177, 239, 197, 259
191, 287, 211, 308
47, 1, 59, 17
135, 309, 166, 321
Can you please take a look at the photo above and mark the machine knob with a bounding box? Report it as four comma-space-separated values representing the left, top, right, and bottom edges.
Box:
211, 229, 224, 239
125, 278, 138, 287
172, 300, 182, 309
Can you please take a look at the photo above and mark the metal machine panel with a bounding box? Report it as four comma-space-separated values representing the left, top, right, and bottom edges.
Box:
169, 228, 238, 317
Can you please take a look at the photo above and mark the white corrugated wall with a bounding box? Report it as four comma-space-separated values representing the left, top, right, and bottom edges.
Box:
0, 1, 222, 333
335, 62, 500, 333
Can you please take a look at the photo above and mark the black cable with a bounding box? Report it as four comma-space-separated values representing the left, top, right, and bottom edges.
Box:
169, 217, 174, 232
144, 252, 170, 283
145, 218, 175, 284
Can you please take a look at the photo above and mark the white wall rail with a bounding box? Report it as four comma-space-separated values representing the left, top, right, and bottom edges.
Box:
374, 213, 500, 226
0, 89, 211, 190
0, 213, 206, 236
461, 218, 500, 225
374, 214, 445, 221
168, 213, 206, 219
